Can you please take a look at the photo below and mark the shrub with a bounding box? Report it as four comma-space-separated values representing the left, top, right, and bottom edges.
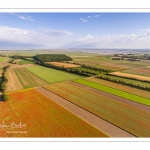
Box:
2, 92, 8, 101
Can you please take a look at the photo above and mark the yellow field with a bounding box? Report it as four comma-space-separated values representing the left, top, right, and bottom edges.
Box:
48, 62, 80, 68
110, 72, 150, 82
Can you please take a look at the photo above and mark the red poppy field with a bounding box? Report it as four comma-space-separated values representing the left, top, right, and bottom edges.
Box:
0, 89, 108, 137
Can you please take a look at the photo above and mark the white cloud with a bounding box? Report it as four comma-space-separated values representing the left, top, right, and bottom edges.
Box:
80, 18, 88, 23
1, 25, 150, 49
17, 15, 34, 21
0, 26, 73, 48
93, 14, 103, 18
73, 29, 150, 48
38, 27, 73, 36
79, 34, 93, 41
88, 16, 91, 18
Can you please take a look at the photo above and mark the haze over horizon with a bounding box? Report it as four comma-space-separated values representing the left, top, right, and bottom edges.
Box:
1, 13, 150, 50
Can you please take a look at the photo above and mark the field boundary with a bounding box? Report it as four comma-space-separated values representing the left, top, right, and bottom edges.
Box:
37, 86, 135, 137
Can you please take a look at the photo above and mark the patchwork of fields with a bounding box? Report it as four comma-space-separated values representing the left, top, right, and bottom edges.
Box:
44, 81, 150, 137
0, 89, 107, 137
26, 66, 83, 83
0, 54, 150, 138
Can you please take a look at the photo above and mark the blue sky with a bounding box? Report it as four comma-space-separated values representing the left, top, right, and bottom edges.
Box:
0, 13, 150, 49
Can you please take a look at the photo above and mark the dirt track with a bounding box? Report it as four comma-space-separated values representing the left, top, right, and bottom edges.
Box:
68, 81, 150, 113
35, 86, 135, 137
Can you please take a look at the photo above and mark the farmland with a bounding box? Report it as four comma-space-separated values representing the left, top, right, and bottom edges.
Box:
5, 68, 23, 92
97, 64, 127, 71
17, 59, 35, 65
26, 66, 83, 83
110, 72, 150, 82
0, 89, 107, 137
48, 62, 80, 68
122, 67, 150, 77
0, 50, 150, 137
75, 78, 150, 106
0, 57, 7, 62
44, 81, 150, 137
87, 77, 150, 99
97, 74, 150, 88
14, 68, 47, 88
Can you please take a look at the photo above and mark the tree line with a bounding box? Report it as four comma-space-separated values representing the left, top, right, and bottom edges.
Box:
0, 65, 10, 101
35, 60, 114, 77
97, 75, 150, 91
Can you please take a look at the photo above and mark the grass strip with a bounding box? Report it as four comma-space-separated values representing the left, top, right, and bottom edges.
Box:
75, 78, 150, 107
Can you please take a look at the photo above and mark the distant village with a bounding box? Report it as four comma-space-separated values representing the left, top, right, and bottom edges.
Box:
112, 53, 150, 61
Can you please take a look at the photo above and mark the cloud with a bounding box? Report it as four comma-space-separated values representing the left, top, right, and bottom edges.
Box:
0, 26, 73, 49
93, 14, 103, 18
1, 25, 150, 49
17, 15, 34, 21
78, 34, 93, 41
38, 27, 73, 36
80, 18, 88, 23
70, 29, 150, 49
88, 16, 91, 18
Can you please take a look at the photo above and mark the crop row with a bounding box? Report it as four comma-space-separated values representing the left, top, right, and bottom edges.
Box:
45, 81, 150, 137
14, 68, 46, 88
26, 66, 83, 84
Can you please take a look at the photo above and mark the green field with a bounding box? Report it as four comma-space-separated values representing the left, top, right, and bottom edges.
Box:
0, 57, 7, 62
14, 68, 47, 88
26, 66, 83, 84
75, 78, 150, 106
17, 59, 35, 64
45, 81, 150, 137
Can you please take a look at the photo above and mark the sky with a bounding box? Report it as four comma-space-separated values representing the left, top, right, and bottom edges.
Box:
0, 12, 150, 49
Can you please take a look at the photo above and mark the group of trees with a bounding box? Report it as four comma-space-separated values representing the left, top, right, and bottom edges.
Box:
34, 54, 72, 62
10, 55, 33, 59
9, 55, 35, 63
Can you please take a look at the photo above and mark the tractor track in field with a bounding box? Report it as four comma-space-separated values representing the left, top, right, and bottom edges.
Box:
68, 81, 150, 113
35, 86, 135, 137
